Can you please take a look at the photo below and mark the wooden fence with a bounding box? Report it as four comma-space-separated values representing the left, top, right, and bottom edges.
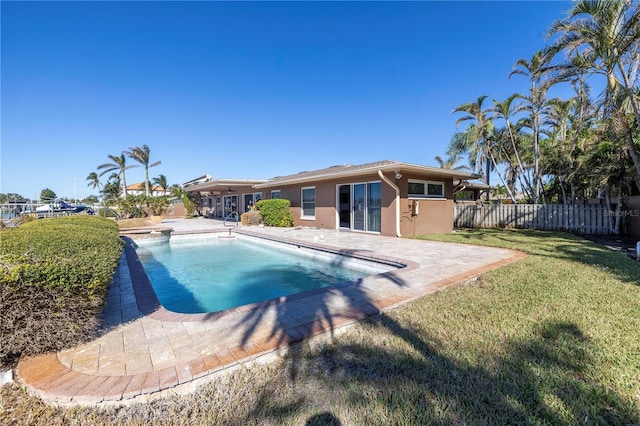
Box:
453, 203, 613, 235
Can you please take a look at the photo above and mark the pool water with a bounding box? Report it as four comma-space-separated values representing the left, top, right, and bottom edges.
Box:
136, 236, 390, 314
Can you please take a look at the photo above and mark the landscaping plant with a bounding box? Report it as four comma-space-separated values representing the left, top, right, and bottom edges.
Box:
0, 216, 123, 368
256, 199, 294, 227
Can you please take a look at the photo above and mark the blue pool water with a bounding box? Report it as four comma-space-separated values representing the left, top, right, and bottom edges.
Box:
136, 236, 390, 314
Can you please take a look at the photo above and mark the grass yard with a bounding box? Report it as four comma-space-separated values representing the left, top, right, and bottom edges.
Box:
1, 229, 639, 425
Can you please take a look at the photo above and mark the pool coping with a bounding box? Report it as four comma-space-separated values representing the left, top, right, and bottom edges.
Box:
15, 229, 527, 406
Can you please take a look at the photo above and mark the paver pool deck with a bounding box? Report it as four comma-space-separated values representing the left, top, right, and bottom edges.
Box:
16, 218, 526, 406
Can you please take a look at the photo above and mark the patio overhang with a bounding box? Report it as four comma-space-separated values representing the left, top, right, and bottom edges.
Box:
185, 179, 268, 195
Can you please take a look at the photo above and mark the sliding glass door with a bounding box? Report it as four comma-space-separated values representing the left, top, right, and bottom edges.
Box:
367, 182, 381, 232
337, 182, 381, 233
353, 184, 366, 231
338, 185, 351, 228
223, 195, 238, 217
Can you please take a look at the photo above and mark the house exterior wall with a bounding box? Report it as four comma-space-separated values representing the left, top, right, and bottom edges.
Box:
263, 171, 455, 237
163, 200, 187, 218
397, 173, 454, 236
200, 186, 264, 218
399, 198, 454, 235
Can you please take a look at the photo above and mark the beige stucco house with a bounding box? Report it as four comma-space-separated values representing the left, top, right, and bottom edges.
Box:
185, 160, 480, 237
126, 182, 171, 197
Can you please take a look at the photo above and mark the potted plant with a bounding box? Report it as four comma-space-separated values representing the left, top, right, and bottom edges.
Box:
147, 197, 170, 224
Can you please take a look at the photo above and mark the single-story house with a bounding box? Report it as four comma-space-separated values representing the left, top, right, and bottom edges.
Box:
185, 160, 481, 237
126, 182, 171, 197
454, 180, 494, 203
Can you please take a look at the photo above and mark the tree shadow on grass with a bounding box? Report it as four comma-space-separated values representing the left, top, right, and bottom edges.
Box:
245, 314, 639, 424
231, 233, 637, 424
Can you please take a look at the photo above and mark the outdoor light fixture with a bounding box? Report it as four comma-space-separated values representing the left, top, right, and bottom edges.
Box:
395, 171, 403, 179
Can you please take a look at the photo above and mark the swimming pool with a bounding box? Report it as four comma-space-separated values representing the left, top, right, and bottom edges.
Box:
135, 235, 396, 314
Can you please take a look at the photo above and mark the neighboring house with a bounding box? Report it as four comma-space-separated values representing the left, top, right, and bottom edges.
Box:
454, 180, 494, 203
126, 182, 171, 197
182, 174, 212, 189
185, 160, 480, 237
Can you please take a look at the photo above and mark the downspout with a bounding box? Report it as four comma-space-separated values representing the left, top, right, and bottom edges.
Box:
378, 170, 402, 237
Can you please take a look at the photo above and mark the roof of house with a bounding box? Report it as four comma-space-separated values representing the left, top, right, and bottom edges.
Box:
182, 174, 212, 188
125, 182, 167, 191
454, 180, 494, 190
254, 160, 481, 189
186, 178, 269, 193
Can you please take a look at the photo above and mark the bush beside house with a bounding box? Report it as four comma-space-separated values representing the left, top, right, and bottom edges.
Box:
241, 210, 263, 226
0, 216, 123, 368
256, 199, 294, 227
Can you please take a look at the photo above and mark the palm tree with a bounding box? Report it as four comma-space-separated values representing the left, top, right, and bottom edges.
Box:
97, 154, 136, 198
492, 94, 534, 200
451, 95, 516, 202
86, 172, 101, 192
509, 50, 555, 203
451, 95, 494, 186
565, 76, 597, 203
546, 0, 640, 191
125, 145, 161, 197
544, 98, 574, 204
152, 174, 169, 194
433, 153, 470, 171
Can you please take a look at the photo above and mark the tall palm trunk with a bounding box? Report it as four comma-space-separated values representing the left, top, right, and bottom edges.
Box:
488, 151, 517, 203
504, 119, 534, 198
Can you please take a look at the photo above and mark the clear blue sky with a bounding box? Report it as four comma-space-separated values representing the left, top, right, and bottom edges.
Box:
2, 1, 574, 200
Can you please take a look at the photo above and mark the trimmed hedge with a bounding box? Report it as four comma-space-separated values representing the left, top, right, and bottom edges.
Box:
0, 216, 124, 367
256, 199, 294, 227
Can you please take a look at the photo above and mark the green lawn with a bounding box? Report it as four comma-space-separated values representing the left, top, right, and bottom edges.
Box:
1, 229, 639, 425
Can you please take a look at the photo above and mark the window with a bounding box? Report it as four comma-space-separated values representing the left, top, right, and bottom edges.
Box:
301, 187, 316, 219
408, 179, 444, 198
271, 190, 281, 199
244, 193, 262, 212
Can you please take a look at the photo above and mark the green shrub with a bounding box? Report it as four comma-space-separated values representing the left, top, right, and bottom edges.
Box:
118, 194, 147, 218
241, 210, 263, 226
0, 216, 124, 367
146, 196, 170, 216
256, 199, 294, 227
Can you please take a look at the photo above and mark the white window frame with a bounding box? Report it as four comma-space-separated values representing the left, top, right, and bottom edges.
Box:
271, 190, 281, 199
301, 186, 316, 220
408, 179, 445, 198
